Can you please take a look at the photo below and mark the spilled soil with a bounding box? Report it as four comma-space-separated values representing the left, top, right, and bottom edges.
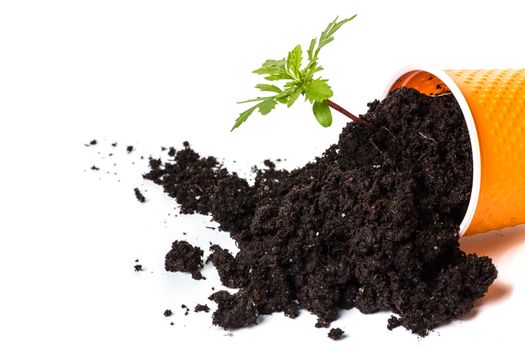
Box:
144, 88, 497, 337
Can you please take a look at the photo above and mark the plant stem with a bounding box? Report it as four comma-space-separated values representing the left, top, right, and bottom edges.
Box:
326, 99, 374, 129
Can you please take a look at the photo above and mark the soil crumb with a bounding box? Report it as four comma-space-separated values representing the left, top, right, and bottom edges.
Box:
134, 188, 146, 203
134, 264, 143, 272
164, 309, 173, 317
144, 88, 497, 336
328, 328, 345, 340
165, 241, 204, 280
194, 304, 210, 313
208, 290, 259, 329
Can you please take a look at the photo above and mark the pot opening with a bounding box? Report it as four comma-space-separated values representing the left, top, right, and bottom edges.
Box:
383, 65, 481, 237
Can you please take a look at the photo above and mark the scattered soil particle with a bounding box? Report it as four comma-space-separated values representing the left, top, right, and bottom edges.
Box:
87, 139, 97, 146
111, 142, 117, 147
144, 88, 497, 336
91, 165, 100, 171
194, 304, 210, 313
164, 309, 173, 317
328, 328, 345, 340
263, 159, 276, 169
183, 141, 190, 147
170, 322, 174, 326
134, 188, 146, 203
127, 145, 134, 153
165, 241, 204, 280
134, 264, 143, 271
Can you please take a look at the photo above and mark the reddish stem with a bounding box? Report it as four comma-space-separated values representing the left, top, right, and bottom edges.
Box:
326, 99, 374, 129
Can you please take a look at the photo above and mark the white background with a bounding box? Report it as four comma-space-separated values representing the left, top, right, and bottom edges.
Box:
1, 0, 525, 349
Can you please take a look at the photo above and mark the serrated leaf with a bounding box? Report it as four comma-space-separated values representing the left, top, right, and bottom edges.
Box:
312, 100, 332, 127
287, 45, 303, 77
315, 15, 357, 58
328, 14, 356, 37
258, 99, 277, 115
303, 64, 324, 80
231, 105, 258, 131
264, 73, 293, 81
256, 84, 282, 93
304, 79, 333, 102
237, 97, 268, 104
284, 81, 299, 88
263, 58, 286, 68
286, 87, 303, 107
258, 58, 286, 69
253, 59, 289, 76
273, 88, 294, 104
307, 38, 316, 61
318, 36, 334, 50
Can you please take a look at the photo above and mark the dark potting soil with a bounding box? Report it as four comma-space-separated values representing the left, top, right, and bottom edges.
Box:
134, 188, 146, 203
164, 309, 173, 317
328, 328, 345, 340
165, 241, 204, 280
134, 264, 143, 272
144, 88, 497, 336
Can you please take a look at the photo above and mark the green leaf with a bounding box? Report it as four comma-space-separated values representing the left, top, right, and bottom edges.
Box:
307, 38, 317, 61
314, 15, 357, 59
283, 81, 299, 88
329, 14, 356, 35
253, 59, 293, 81
304, 79, 333, 102
258, 99, 276, 115
237, 97, 268, 104
264, 73, 294, 81
287, 45, 303, 77
312, 101, 332, 127
253, 59, 286, 73
274, 88, 295, 104
286, 87, 303, 107
256, 84, 282, 93
231, 105, 258, 131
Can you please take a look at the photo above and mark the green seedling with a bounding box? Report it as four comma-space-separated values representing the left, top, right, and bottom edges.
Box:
232, 15, 373, 131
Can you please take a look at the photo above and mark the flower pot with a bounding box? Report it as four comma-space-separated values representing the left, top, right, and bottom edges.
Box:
384, 65, 525, 236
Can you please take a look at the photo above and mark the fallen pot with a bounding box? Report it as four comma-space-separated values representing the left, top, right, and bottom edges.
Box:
386, 65, 525, 236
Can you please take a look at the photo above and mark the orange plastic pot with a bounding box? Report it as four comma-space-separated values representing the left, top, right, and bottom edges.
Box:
384, 65, 525, 236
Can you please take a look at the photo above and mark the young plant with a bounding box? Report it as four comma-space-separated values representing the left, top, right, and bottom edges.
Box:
232, 15, 373, 131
